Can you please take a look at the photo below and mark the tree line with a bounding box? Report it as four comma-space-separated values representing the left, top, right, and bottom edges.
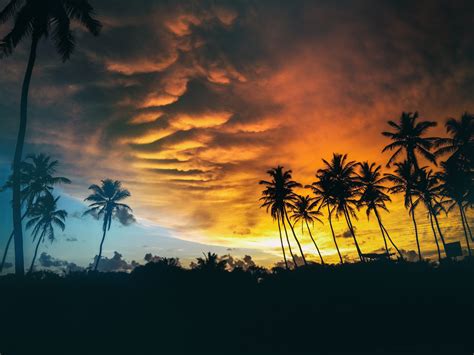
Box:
260, 112, 473, 267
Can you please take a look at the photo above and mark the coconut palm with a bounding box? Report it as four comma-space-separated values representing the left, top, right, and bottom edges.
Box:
260, 166, 307, 267
437, 161, 472, 256
194, 252, 227, 272
0, 154, 70, 273
84, 179, 132, 271
0, 0, 101, 275
25, 194, 67, 273
435, 112, 473, 166
290, 195, 325, 265
308, 174, 343, 263
355, 162, 402, 259
318, 154, 363, 262
384, 161, 423, 261
382, 112, 438, 170
411, 169, 448, 260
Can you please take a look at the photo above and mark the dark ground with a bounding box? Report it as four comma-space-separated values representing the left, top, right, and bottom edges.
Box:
0, 259, 473, 354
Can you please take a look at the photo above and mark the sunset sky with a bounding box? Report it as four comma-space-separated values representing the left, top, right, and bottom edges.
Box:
0, 0, 473, 270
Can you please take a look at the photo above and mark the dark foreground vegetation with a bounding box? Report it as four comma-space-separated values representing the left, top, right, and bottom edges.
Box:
1, 259, 473, 354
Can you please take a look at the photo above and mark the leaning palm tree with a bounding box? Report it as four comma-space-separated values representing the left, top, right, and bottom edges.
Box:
355, 162, 402, 259
411, 169, 449, 260
308, 174, 343, 263
84, 179, 132, 271
260, 166, 307, 267
437, 161, 472, 256
0, 0, 101, 275
25, 194, 67, 273
384, 161, 423, 261
290, 195, 325, 265
0, 154, 70, 273
382, 112, 438, 170
318, 154, 363, 262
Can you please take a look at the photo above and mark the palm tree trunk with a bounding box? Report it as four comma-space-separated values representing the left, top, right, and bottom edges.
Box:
381, 224, 403, 259
281, 213, 297, 268
343, 206, 363, 262
431, 206, 447, 252
459, 204, 472, 256
374, 209, 389, 256
1, 210, 30, 273
462, 208, 472, 241
28, 235, 43, 274
94, 227, 108, 271
409, 196, 422, 261
429, 213, 442, 262
277, 214, 289, 269
305, 220, 324, 265
284, 208, 307, 266
328, 205, 343, 264
12, 35, 39, 276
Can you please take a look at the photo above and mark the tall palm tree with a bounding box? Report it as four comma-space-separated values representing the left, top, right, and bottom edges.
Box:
384, 161, 423, 261
0, 154, 70, 273
260, 166, 307, 267
290, 195, 325, 265
318, 154, 363, 262
382, 112, 438, 170
411, 169, 450, 260
435, 112, 473, 166
84, 179, 132, 271
25, 194, 67, 273
355, 162, 402, 259
0, 0, 101, 275
308, 174, 343, 263
437, 161, 472, 256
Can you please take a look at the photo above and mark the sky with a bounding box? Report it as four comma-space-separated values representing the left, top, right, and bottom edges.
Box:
0, 0, 473, 271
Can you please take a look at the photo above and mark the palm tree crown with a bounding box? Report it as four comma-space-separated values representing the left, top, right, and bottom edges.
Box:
0, 0, 102, 60
290, 195, 323, 228
382, 112, 437, 169
26, 194, 67, 243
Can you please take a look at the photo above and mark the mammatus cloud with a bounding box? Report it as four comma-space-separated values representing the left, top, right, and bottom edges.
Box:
0, 0, 472, 263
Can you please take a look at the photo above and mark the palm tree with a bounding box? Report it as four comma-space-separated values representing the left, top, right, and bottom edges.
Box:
355, 162, 402, 259
382, 112, 438, 170
0, 0, 101, 275
0, 154, 70, 273
435, 112, 473, 166
318, 154, 363, 262
290, 195, 325, 265
260, 166, 307, 267
84, 179, 132, 271
384, 161, 423, 261
437, 161, 472, 256
25, 194, 67, 273
194, 252, 227, 271
308, 174, 343, 263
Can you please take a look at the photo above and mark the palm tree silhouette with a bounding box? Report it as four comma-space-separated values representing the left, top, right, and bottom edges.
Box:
437, 161, 472, 256
308, 174, 343, 264
25, 194, 67, 273
0, 0, 101, 275
318, 154, 363, 261
382, 112, 437, 170
260, 166, 307, 267
195, 252, 227, 271
84, 179, 132, 271
384, 161, 422, 261
0, 154, 70, 273
355, 162, 402, 259
435, 112, 473, 165
290, 195, 325, 265
411, 169, 448, 259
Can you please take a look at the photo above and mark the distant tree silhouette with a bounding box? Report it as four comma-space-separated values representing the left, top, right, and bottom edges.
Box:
194, 252, 227, 271
308, 174, 343, 263
290, 195, 325, 265
437, 161, 472, 256
355, 162, 402, 258
260, 166, 307, 267
411, 169, 448, 259
25, 194, 67, 273
318, 154, 363, 261
84, 179, 132, 271
0, 0, 101, 275
0, 154, 70, 273
385, 161, 423, 261
382, 112, 437, 170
